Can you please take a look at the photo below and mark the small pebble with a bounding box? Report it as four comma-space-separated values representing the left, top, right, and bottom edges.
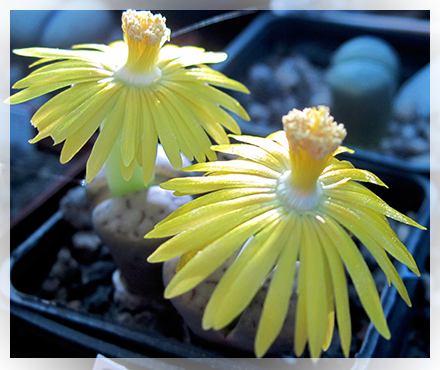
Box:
416, 118, 430, 140
274, 57, 301, 90
98, 244, 113, 261
247, 63, 277, 102
116, 312, 136, 326
247, 102, 270, 123
406, 136, 430, 156
66, 300, 83, 310
81, 260, 116, 286
55, 287, 69, 302
60, 186, 93, 230
41, 277, 61, 296
133, 311, 155, 329
48, 247, 80, 281
83, 285, 112, 313
71, 231, 102, 264
401, 124, 418, 141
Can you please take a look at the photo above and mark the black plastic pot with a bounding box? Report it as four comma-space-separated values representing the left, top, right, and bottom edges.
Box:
216, 10, 430, 174
10, 156, 430, 360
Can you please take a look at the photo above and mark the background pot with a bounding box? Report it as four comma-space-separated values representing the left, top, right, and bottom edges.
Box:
216, 10, 430, 174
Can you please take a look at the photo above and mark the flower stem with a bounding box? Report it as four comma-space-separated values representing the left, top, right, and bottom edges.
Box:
105, 137, 153, 197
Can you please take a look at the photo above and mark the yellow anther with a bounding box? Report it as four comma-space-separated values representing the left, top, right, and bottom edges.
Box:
122, 9, 170, 46
283, 106, 346, 160
281, 106, 346, 194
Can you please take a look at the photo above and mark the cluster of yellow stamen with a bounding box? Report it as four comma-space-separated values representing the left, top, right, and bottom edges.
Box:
284, 106, 346, 160
277, 106, 346, 210
122, 9, 170, 46
116, 10, 170, 86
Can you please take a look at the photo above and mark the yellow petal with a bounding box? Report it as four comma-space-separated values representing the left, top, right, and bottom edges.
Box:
159, 44, 205, 63
120, 88, 139, 167
31, 81, 101, 130
8, 77, 102, 105
60, 89, 120, 163
13, 47, 115, 68
175, 249, 199, 273
85, 88, 127, 182
163, 80, 249, 120
27, 59, 105, 75
13, 67, 112, 89
158, 86, 215, 162
167, 65, 250, 94
200, 116, 230, 145
302, 216, 328, 359
255, 214, 301, 357
202, 211, 283, 329
140, 90, 158, 186
294, 218, 308, 357
333, 146, 354, 156
148, 91, 182, 170
315, 218, 352, 357
48, 82, 119, 144
230, 134, 290, 169
176, 94, 233, 146
322, 312, 335, 352
184, 160, 280, 179
212, 144, 285, 173
320, 168, 387, 188
165, 208, 281, 298
120, 157, 136, 182
157, 187, 273, 224
147, 192, 277, 238
326, 197, 419, 276
327, 200, 414, 304
160, 91, 197, 161
266, 130, 289, 150
329, 181, 425, 229
72, 43, 116, 53
166, 83, 242, 136
211, 217, 288, 330
321, 257, 335, 352
163, 51, 227, 72
364, 236, 412, 306
321, 160, 354, 175
147, 203, 279, 263
159, 173, 277, 195
320, 214, 390, 339
207, 104, 242, 135
177, 51, 227, 66
155, 89, 200, 162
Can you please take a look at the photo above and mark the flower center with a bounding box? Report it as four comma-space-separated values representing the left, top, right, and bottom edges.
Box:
277, 106, 346, 211
114, 10, 171, 87
276, 170, 323, 212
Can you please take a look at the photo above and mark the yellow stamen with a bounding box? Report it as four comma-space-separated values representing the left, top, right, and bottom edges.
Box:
283, 106, 346, 193
115, 9, 171, 86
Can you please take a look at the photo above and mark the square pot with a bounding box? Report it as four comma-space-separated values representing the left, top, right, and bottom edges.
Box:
10, 158, 430, 359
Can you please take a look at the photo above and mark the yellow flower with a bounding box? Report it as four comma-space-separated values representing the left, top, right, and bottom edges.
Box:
6, 10, 249, 185
146, 106, 425, 358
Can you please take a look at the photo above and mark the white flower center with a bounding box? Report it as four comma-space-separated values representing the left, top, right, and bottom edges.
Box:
276, 170, 323, 212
